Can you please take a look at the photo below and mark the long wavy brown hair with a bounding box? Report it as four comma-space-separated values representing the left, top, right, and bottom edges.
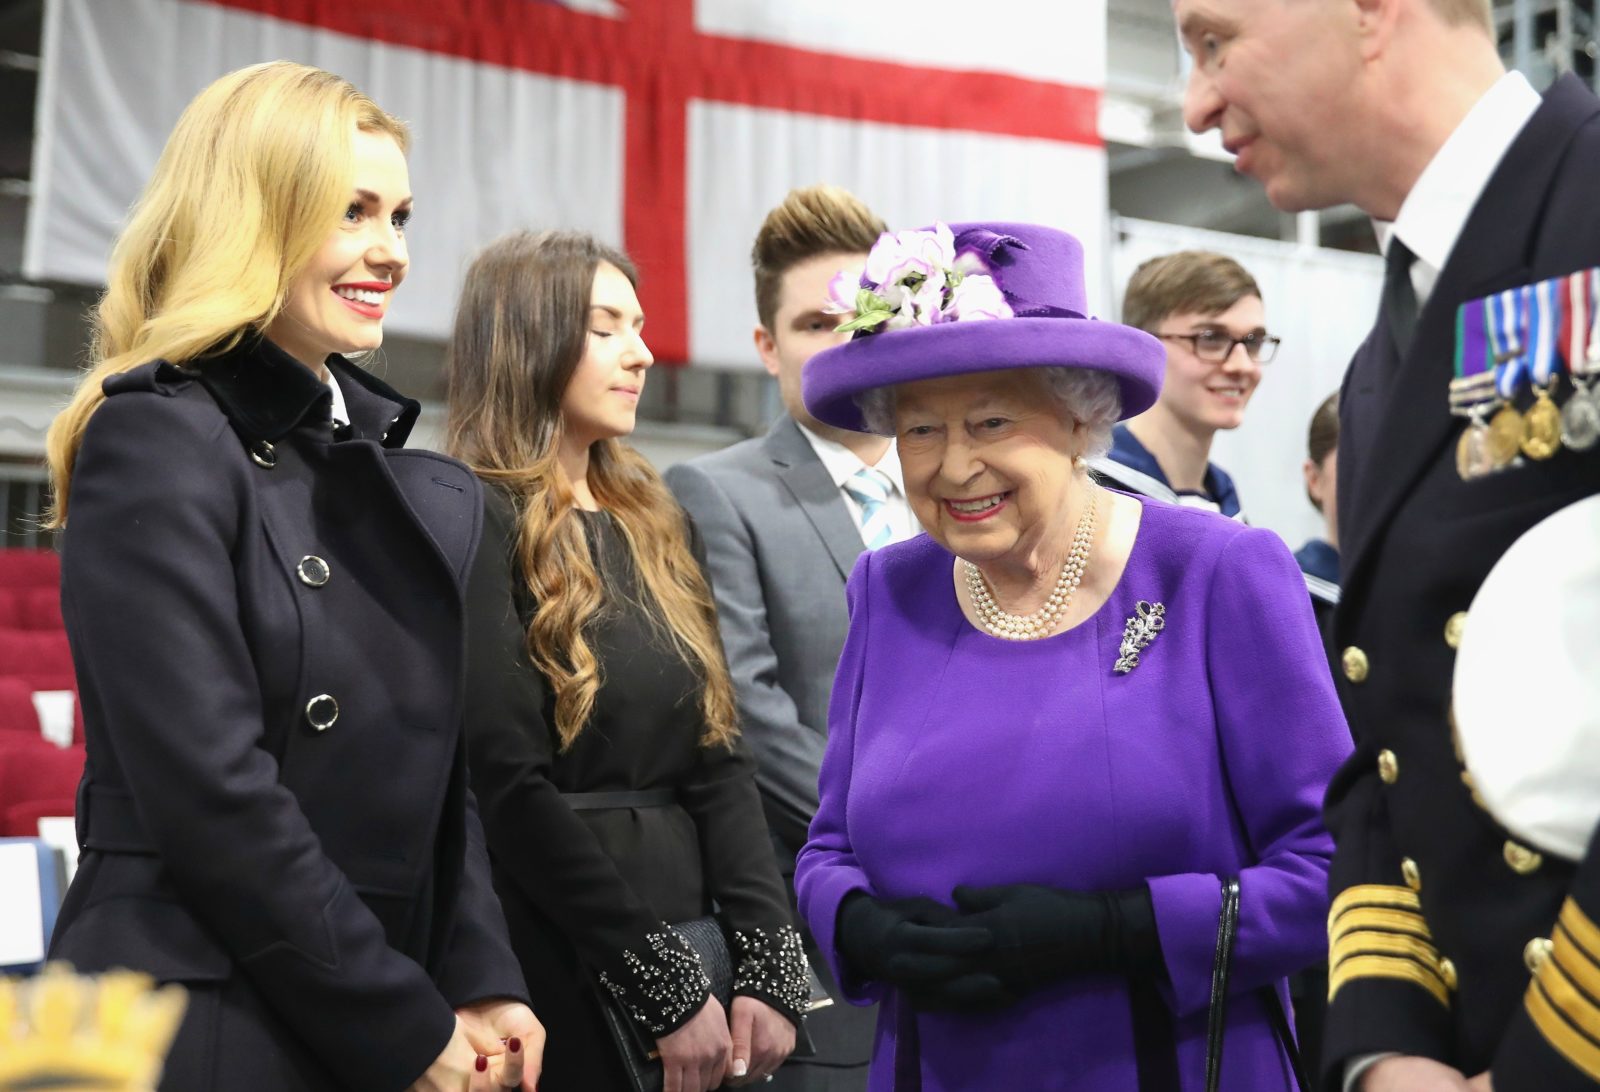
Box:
445, 230, 737, 750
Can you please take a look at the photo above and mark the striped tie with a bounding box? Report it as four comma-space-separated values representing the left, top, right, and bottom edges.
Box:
845, 467, 895, 549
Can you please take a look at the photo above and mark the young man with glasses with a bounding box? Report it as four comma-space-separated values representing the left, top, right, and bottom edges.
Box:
1094, 250, 1276, 519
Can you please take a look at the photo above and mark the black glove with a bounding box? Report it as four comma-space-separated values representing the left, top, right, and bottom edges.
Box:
836, 892, 993, 992
951, 883, 1165, 994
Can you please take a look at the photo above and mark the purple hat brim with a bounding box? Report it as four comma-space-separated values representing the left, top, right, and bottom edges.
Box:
802, 317, 1166, 434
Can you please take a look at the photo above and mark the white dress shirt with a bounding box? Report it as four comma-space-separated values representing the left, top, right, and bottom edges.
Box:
1376, 71, 1541, 306
796, 422, 919, 547
326, 370, 350, 429
1347, 69, 1540, 1092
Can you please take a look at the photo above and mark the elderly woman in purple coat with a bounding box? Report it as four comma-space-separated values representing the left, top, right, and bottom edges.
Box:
792, 222, 1350, 1091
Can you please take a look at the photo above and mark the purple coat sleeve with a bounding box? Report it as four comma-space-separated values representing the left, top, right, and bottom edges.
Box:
794, 551, 884, 1006
1146, 525, 1351, 1017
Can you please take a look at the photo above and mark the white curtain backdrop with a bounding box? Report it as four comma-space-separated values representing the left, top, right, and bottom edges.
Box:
688, 108, 1107, 367
1110, 216, 1384, 549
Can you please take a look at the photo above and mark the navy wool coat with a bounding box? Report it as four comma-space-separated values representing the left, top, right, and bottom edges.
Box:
48, 338, 528, 1090
1324, 74, 1600, 1091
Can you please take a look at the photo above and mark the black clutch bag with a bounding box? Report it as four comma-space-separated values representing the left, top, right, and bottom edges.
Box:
597, 917, 825, 1092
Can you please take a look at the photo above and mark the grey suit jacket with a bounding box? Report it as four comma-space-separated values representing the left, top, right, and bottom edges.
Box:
665, 417, 865, 864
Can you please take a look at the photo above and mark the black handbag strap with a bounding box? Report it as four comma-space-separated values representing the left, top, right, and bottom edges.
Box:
1205, 878, 1241, 1092
1203, 874, 1310, 1092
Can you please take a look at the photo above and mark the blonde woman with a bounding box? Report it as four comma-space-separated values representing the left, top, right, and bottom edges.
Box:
446, 231, 809, 1092
45, 62, 541, 1091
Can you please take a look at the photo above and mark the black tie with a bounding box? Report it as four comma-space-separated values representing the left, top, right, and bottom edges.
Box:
1383, 237, 1419, 358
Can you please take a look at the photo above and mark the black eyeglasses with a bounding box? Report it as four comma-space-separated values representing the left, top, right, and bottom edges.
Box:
1157, 330, 1281, 364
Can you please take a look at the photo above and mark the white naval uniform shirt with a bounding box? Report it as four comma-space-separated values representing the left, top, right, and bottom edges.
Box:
1375, 71, 1541, 305
1346, 68, 1540, 1092
796, 422, 918, 548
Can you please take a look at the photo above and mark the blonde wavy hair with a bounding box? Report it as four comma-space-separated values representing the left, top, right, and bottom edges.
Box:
44, 61, 409, 524
445, 231, 738, 751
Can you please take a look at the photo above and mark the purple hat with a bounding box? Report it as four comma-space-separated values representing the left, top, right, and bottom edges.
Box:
801, 221, 1164, 433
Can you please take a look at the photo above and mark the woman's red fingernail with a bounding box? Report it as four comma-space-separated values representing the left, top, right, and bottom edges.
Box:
509, 1037, 522, 1054
475, 1054, 488, 1072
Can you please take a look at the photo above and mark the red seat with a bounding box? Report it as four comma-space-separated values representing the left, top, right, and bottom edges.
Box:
0, 590, 21, 628
0, 678, 38, 735
0, 673, 83, 744
2, 797, 75, 838
0, 629, 74, 677
18, 588, 63, 631
0, 737, 86, 810
0, 550, 60, 590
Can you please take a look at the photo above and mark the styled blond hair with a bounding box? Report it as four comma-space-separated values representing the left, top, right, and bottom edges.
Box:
45, 61, 409, 524
752, 185, 886, 330
445, 231, 739, 751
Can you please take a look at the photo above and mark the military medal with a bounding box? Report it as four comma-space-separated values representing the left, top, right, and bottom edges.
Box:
1561, 269, 1600, 451
1486, 397, 1525, 468
1517, 278, 1563, 460
1451, 297, 1504, 480
1523, 381, 1563, 459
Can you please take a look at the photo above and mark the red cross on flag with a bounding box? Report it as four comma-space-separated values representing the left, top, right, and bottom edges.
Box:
25, 0, 1106, 369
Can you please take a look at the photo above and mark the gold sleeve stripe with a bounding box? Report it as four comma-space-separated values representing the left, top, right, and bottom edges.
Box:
1330, 930, 1443, 972
1560, 901, 1600, 967
1329, 954, 1450, 1007
1526, 978, 1600, 1083
1551, 923, 1600, 1003
1329, 884, 1425, 927
1329, 908, 1434, 944
1540, 954, 1600, 1041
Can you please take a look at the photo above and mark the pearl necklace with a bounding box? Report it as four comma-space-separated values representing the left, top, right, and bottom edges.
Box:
963, 489, 1100, 640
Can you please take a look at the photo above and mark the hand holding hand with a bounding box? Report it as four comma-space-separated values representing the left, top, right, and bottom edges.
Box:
455, 999, 544, 1091
951, 883, 1161, 992
835, 892, 992, 991
656, 995, 732, 1092
723, 995, 795, 1085
408, 1018, 489, 1092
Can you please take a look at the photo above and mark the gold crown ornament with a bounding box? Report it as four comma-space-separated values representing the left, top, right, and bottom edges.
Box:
0, 964, 186, 1091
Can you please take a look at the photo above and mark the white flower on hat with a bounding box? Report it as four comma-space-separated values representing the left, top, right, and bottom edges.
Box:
835, 222, 1012, 336
950, 274, 1011, 322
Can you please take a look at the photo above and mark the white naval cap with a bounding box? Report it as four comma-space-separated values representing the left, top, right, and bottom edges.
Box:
1453, 492, 1600, 861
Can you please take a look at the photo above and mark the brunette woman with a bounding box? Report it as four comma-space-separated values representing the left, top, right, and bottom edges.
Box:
446, 231, 809, 1092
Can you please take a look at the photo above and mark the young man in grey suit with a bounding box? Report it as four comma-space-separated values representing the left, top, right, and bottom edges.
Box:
666, 185, 912, 1091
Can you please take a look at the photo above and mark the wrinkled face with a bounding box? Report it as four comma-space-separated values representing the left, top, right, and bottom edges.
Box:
894, 369, 1083, 565
1154, 295, 1267, 435
1175, 0, 1363, 211
560, 261, 654, 447
757, 251, 867, 429
266, 129, 412, 369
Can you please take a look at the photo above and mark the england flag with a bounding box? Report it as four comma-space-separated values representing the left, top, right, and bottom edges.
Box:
25, 0, 1106, 368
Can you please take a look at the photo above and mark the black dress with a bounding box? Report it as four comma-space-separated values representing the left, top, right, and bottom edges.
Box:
463, 487, 809, 1091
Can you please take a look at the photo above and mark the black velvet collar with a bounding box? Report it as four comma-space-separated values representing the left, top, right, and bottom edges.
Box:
189, 335, 420, 447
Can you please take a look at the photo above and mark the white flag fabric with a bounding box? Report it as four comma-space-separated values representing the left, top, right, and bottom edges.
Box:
26, 0, 1106, 368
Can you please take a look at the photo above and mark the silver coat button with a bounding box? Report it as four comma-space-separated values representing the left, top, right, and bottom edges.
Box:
296, 556, 331, 588
305, 694, 339, 732
249, 441, 277, 469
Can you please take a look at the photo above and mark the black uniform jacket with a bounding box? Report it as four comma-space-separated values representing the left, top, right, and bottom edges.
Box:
48, 338, 528, 1090
1323, 74, 1600, 1091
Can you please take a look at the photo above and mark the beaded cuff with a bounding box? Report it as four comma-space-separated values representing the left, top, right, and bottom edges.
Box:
731, 924, 811, 1018
597, 929, 712, 1035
